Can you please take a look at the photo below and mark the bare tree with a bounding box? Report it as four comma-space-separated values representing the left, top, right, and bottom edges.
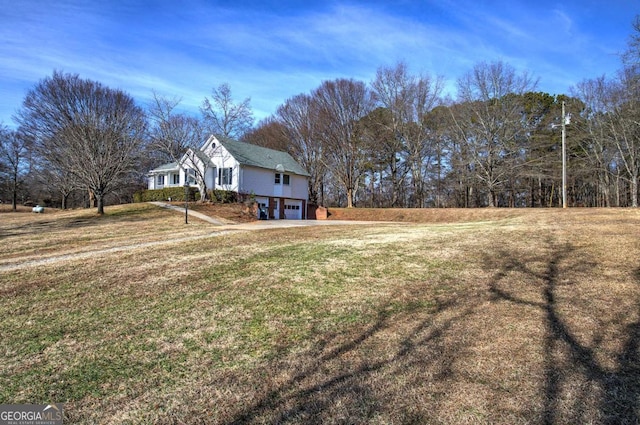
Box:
276, 94, 326, 206
16, 71, 147, 214
623, 15, 640, 67
148, 92, 204, 161
451, 61, 538, 207
41, 167, 79, 209
370, 62, 444, 207
242, 116, 289, 151
571, 78, 618, 206
613, 17, 640, 206
605, 67, 640, 207
0, 126, 31, 210
444, 101, 479, 207
313, 79, 374, 208
147, 92, 214, 200
359, 107, 401, 207
403, 76, 444, 207
201, 83, 254, 139
370, 63, 412, 206
423, 105, 454, 207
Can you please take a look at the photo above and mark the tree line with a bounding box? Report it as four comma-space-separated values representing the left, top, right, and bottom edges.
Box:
249, 16, 640, 208
2, 17, 640, 212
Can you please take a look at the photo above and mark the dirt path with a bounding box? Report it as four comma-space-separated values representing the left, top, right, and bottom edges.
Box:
0, 230, 240, 273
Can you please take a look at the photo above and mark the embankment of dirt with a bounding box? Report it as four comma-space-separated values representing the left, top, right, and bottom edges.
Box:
326, 207, 530, 223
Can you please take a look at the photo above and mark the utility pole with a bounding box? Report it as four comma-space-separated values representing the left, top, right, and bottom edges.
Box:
552, 101, 571, 208
562, 101, 567, 209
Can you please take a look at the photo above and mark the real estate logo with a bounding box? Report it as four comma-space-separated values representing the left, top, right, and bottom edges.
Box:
0, 404, 63, 425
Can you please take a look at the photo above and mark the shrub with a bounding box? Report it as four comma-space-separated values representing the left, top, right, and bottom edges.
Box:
134, 187, 200, 202
209, 190, 237, 203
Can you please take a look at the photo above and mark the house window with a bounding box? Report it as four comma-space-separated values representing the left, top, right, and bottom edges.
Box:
157, 175, 165, 186
275, 173, 281, 184
283, 174, 290, 185
171, 174, 180, 185
218, 167, 233, 185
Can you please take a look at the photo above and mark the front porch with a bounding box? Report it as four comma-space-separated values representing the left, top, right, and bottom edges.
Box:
148, 162, 181, 190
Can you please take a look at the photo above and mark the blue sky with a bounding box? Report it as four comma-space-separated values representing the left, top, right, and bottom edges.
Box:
0, 0, 637, 127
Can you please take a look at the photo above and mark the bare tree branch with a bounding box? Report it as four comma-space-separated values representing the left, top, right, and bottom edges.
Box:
16, 71, 147, 214
200, 83, 254, 139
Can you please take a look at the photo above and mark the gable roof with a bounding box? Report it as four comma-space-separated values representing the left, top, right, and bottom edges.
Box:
149, 161, 179, 173
218, 138, 310, 177
193, 149, 215, 167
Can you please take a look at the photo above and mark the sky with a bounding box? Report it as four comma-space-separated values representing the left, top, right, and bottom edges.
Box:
0, 0, 637, 128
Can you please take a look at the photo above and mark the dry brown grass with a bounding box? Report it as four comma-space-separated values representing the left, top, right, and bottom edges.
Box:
0, 203, 219, 268
326, 206, 530, 222
1, 204, 640, 424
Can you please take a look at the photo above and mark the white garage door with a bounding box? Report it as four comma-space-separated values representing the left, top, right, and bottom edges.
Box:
283, 200, 303, 219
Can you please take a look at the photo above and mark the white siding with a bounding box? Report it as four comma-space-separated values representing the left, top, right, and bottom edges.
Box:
208, 145, 239, 192
241, 166, 308, 200
289, 174, 308, 200
180, 143, 240, 192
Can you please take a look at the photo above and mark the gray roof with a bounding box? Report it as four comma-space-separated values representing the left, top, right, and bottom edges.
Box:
194, 149, 215, 167
220, 139, 310, 177
149, 161, 179, 173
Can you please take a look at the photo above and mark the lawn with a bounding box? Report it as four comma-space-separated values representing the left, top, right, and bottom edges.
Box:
1, 204, 639, 424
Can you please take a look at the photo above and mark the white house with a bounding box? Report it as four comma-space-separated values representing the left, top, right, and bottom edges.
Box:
147, 135, 310, 219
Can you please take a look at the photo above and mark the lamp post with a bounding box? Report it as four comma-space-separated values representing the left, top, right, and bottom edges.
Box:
183, 181, 189, 224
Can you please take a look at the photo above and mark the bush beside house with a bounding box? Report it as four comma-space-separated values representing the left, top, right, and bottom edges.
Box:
134, 188, 242, 204
134, 187, 200, 203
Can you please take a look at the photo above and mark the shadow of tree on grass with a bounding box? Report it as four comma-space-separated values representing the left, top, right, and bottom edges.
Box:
487, 240, 640, 424
160, 230, 640, 424
225, 296, 476, 424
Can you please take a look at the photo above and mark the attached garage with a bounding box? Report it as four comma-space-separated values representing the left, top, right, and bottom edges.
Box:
254, 197, 304, 220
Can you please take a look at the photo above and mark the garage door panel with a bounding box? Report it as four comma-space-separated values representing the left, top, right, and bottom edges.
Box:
283, 200, 302, 219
